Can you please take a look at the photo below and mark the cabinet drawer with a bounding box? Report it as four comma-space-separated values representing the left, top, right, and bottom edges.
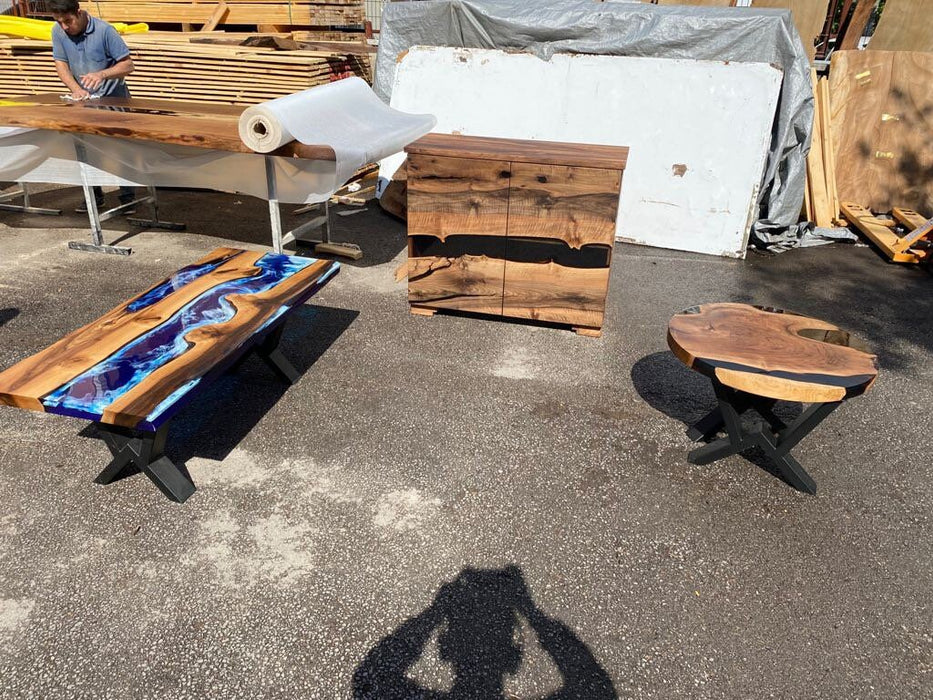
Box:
407, 254, 505, 316
507, 163, 622, 248
407, 154, 511, 239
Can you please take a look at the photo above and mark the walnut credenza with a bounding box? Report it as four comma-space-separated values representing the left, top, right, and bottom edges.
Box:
404, 134, 628, 337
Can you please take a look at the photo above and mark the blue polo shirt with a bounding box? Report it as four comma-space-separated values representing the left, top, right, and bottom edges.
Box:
51, 13, 131, 98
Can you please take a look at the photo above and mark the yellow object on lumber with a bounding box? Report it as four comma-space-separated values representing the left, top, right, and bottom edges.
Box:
0, 16, 148, 41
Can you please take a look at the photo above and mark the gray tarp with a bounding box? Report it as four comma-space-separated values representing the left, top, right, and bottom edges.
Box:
375, 0, 813, 248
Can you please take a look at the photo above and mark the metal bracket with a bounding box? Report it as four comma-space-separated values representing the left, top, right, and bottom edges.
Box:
0, 183, 62, 215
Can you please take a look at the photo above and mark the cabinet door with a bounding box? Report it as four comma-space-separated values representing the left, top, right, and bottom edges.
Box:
407, 154, 511, 239
507, 163, 621, 248
503, 163, 620, 329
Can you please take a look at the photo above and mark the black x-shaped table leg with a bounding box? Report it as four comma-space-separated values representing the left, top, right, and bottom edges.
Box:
91, 321, 300, 503
686, 382, 842, 494
94, 421, 195, 503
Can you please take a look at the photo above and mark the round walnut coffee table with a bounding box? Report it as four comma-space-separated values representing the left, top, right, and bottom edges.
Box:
667, 303, 879, 494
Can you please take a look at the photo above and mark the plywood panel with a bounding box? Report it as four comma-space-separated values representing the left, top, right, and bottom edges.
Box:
386, 47, 783, 258
830, 50, 933, 213
868, 0, 933, 52
751, 0, 830, 62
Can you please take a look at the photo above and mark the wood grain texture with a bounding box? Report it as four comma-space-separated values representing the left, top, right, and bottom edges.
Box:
0, 93, 336, 159
830, 51, 933, 213
407, 154, 510, 239
507, 163, 621, 249
750, 0, 830, 63
0, 248, 338, 428
405, 134, 628, 171
668, 303, 878, 403
502, 261, 610, 329
807, 69, 832, 227
407, 255, 505, 316
868, 0, 933, 52
838, 0, 876, 50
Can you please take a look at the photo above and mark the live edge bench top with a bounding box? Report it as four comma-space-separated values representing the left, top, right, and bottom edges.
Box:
405, 133, 629, 171
668, 303, 879, 404
0, 248, 339, 431
0, 94, 337, 161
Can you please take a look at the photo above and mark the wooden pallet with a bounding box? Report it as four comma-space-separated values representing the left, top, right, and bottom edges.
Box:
841, 202, 932, 263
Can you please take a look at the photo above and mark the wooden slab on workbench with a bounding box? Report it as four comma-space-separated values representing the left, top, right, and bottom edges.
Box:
0, 248, 339, 430
0, 93, 336, 160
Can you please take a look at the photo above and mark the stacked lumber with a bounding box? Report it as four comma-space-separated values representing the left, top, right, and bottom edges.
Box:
804, 69, 841, 227
82, 0, 364, 28
0, 32, 371, 104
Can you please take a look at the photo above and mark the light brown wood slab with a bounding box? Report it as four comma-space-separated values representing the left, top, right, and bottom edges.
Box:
668, 303, 878, 403
406, 134, 628, 171
868, 0, 933, 52
830, 51, 933, 214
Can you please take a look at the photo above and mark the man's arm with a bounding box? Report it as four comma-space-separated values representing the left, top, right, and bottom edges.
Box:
80, 56, 134, 91
54, 59, 89, 99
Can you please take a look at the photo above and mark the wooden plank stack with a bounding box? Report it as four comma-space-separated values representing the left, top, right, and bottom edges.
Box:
0, 31, 371, 104
804, 69, 841, 227
82, 0, 364, 29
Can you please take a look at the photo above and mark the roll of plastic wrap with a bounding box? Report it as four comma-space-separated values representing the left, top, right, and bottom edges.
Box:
238, 102, 295, 153
237, 77, 437, 190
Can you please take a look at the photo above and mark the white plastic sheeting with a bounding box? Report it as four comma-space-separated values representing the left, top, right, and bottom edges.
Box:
375, 0, 813, 248
383, 47, 783, 258
238, 77, 435, 189
0, 78, 436, 204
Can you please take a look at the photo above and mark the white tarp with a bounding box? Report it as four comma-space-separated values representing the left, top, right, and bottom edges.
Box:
382, 47, 783, 258
0, 79, 436, 204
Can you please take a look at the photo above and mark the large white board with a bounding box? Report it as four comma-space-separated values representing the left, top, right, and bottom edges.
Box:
382, 47, 783, 258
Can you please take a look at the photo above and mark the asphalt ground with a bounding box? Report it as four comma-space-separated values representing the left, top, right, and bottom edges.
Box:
0, 184, 930, 699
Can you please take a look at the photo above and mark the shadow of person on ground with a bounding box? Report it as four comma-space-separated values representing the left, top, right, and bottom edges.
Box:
631, 351, 806, 489
0, 308, 20, 329
353, 565, 617, 699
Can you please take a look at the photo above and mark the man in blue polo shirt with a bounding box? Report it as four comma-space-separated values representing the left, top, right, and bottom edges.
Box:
50, 0, 135, 211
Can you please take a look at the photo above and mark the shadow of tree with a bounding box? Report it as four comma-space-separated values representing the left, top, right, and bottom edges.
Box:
353, 565, 617, 699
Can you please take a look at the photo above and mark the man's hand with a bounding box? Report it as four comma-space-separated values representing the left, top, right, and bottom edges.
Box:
80, 71, 107, 91
70, 87, 91, 100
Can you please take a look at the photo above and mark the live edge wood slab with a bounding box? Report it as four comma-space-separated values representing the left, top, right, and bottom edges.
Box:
404, 134, 628, 336
0, 93, 336, 160
0, 247, 339, 502
667, 303, 879, 494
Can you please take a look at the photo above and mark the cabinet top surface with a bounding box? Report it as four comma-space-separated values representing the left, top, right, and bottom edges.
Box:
405, 133, 628, 170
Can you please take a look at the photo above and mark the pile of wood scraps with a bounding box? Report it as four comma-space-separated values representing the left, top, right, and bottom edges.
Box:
0, 31, 372, 104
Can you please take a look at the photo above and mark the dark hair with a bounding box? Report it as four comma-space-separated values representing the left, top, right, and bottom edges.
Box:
48, 0, 80, 14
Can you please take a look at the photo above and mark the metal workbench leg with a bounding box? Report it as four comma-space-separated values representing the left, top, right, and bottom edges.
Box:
68, 139, 132, 256
126, 186, 186, 232
0, 183, 62, 215
265, 156, 285, 254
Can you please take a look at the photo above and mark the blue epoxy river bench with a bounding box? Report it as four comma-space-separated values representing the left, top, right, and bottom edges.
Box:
0, 247, 339, 502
